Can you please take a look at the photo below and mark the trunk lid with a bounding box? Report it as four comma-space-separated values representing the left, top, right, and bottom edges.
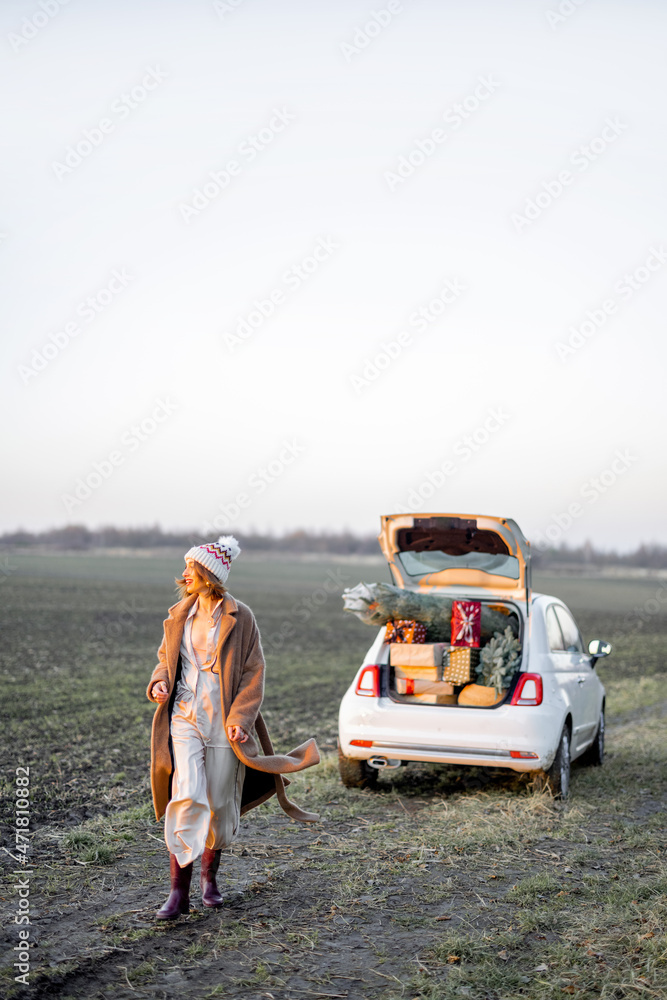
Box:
378, 513, 531, 605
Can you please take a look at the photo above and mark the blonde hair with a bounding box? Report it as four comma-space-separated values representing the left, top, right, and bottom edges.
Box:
175, 560, 227, 601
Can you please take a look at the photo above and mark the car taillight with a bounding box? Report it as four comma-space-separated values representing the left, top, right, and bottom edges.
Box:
355, 664, 380, 697
350, 740, 373, 747
510, 750, 539, 759
510, 673, 543, 706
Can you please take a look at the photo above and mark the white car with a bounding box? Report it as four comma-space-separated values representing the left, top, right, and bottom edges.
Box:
338, 513, 610, 798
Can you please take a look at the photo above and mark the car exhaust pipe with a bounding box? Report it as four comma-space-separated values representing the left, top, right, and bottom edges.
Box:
368, 756, 402, 770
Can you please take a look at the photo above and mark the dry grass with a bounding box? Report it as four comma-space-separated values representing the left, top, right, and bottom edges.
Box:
0, 557, 665, 998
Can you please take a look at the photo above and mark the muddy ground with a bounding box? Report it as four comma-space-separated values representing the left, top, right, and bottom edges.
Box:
2, 699, 666, 1000
1, 556, 666, 998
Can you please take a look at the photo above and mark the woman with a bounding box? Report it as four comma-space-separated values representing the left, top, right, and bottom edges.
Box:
147, 535, 319, 919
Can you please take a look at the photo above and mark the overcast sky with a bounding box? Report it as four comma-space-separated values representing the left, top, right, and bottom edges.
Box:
2, 0, 666, 551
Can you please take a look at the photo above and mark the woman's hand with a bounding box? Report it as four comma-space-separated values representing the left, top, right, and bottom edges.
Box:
227, 725, 249, 743
152, 681, 169, 703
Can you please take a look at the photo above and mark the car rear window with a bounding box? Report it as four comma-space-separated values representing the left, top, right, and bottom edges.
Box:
397, 549, 520, 579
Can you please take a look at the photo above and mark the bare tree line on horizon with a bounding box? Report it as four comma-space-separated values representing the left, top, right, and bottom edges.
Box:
2, 524, 667, 569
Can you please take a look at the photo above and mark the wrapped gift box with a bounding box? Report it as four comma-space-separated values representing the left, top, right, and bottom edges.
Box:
408, 691, 458, 705
385, 619, 427, 644
443, 646, 481, 685
451, 600, 481, 647
389, 642, 447, 668
394, 663, 439, 683
396, 678, 455, 697
457, 683, 504, 706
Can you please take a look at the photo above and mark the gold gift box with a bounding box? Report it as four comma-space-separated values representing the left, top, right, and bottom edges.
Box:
442, 646, 481, 685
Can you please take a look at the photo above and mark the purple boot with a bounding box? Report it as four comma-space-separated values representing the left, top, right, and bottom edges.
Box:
200, 848, 224, 907
156, 854, 193, 919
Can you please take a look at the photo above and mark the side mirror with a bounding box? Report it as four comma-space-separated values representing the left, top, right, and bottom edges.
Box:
588, 639, 612, 667
588, 639, 612, 657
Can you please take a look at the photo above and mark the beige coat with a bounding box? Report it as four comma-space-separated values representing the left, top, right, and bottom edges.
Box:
147, 591, 320, 824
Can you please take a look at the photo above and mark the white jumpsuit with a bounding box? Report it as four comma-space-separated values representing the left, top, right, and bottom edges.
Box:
163, 597, 246, 867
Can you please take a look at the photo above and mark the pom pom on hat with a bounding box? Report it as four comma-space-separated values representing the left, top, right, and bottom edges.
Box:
215, 535, 241, 561
184, 534, 242, 584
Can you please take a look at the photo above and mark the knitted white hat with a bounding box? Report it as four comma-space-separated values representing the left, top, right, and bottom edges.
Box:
184, 535, 241, 584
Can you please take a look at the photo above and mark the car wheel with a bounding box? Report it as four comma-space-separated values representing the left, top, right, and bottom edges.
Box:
543, 724, 571, 799
338, 748, 379, 789
580, 709, 605, 767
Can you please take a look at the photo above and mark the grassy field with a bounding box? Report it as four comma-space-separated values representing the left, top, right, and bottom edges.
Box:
0, 551, 665, 999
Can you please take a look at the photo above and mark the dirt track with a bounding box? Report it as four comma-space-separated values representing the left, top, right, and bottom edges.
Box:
2, 704, 666, 1000
2, 562, 666, 999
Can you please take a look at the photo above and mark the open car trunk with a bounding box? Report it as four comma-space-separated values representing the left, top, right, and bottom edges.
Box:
378, 513, 531, 607
383, 596, 523, 708
377, 514, 530, 708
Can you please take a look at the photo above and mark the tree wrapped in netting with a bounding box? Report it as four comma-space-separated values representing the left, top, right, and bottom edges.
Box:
342, 582, 516, 643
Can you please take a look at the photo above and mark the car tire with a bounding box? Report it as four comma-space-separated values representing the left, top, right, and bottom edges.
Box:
579, 709, 605, 767
338, 748, 379, 789
542, 724, 571, 799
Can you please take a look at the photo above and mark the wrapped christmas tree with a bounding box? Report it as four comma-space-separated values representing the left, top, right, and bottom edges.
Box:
342, 582, 451, 632
342, 582, 516, 643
